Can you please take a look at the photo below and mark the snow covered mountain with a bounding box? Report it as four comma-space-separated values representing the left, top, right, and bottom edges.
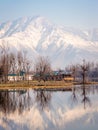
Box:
0, 16, 98, 69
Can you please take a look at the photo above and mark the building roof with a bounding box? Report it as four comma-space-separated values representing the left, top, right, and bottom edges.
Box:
8, 74, 17, 76
8, 71, 25, 76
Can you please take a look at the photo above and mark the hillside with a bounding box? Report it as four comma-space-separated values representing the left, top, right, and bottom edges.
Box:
0, 16, 98, 69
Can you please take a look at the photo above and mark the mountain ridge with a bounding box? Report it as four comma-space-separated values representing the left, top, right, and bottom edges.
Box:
0, 16, 98, 69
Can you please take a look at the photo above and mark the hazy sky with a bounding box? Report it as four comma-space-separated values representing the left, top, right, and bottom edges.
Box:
0, 0, 98, 29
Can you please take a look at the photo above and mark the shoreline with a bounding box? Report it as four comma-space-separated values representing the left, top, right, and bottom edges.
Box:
0, 81, 98, 90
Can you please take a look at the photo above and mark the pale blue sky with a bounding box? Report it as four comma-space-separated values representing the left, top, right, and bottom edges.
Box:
0, 0, 98, 29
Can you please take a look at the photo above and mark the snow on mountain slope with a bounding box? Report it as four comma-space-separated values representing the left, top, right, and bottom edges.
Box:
0, 16, 98, 69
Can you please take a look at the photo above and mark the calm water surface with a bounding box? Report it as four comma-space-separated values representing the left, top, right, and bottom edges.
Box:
0, 85, 98, 130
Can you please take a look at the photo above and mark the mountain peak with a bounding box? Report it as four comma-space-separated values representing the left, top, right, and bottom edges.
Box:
0, 16, 98, 69
0, 15, 55, 38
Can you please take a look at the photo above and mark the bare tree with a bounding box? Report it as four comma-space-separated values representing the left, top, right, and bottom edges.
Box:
22, 51, 28, 74
9, 53, 17, 81
25, 61, 31, 84
22, 51, 31, 82
79, 60, 90, 84
34, 56, 51, 82
70, 65, 78, 82
16, 51, 31, 82
0, 65, 4, 83
17, 51, 23, 74
0, 42, 10, 83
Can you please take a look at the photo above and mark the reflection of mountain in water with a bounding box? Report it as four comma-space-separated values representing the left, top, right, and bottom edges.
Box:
0, 85, 98, 130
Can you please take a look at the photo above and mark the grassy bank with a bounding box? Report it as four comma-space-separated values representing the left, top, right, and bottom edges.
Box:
0, 80, 98, 90
0, 80, 73, 89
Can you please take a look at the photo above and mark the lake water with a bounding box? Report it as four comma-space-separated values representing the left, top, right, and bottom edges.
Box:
0, 85, 98, 130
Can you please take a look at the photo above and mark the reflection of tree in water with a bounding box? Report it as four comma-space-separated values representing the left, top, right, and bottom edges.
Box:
0, 90, 15, 114
0, 90, 31, 115
18, 90, 31, 113
81, 84, 91, 109
70, 84, 94, 109
94, 85, 98, 94
35, 90, 51, 110
70, 86, 78, 106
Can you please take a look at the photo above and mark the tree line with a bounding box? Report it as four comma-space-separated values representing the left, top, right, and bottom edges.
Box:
66, 60, 98, 84
0, 43, 31, 83
0, 43, 98, 84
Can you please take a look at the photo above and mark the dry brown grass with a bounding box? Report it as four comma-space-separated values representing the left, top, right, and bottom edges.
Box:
0, 80, 74, 89
0, 80, 97, 90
